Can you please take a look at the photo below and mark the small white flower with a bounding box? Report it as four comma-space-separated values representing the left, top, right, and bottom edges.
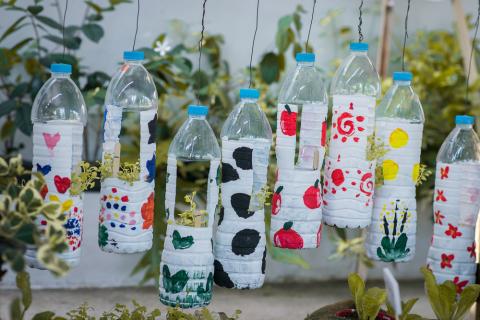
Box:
154, 39, 172, 56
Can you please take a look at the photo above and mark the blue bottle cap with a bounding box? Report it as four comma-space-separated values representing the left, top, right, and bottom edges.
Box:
123, 51, 144, 61
455, 115, 475, 125
393, 71, 412, 81
188, 105, 208, 116
240, 88, 259, 100
296, 52, 315, 63
50, 63, 72, 74
350, 42, 369, 52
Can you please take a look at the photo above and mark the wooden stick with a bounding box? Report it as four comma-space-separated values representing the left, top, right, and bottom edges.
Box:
112, 142, 121, 177
376, 0, 395, 78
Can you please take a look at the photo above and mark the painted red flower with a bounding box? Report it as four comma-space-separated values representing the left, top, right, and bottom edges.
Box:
141, 193, 154, 230
445, 224, 462, 239
453, 277, 469, 294
436, 190, 447, 202
440, 253, 454, 269
467, 242, 476, 258
440, 166, 449, 179
434, 210, 445, 225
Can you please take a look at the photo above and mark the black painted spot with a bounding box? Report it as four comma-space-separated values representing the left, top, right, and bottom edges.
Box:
148, 114, 157, 144
221, 162, 239, 183
231, 193, 254, 219
231, 229, 260, 256
262, 248, 266, 274
218, 207, 224, 226
214, 259, 234, 288
233, 147, 253, 170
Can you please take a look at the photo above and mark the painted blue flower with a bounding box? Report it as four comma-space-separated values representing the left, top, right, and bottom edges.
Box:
64, 218, 81, 236
146, 153, 156, 183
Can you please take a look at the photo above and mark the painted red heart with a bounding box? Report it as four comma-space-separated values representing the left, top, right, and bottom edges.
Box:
54, 175, 71, 194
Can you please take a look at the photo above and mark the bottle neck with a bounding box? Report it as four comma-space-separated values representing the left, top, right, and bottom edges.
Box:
394, 80, 411, 86
351, 50, 368, 56
241, 98, 258, 104
51, 73, 71, 79
456, 124, 473, 130
189, 115, 206, 120
297, 61, 314, 67
124, 60, 143, 65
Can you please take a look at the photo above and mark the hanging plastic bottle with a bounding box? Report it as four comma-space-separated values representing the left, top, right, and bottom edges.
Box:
271, 52, 328, 249
98, 51, 158, 253
364, 71, 424, 262
213, 88, 272, 289
160, 105, 220, 308
323, 42, 381, 228
426, 115, 480, 289
27, 63, 87, 268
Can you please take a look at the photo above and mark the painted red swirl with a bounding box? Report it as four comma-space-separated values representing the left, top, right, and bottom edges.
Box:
359, 172, 373, 197
336, 112, 355, 136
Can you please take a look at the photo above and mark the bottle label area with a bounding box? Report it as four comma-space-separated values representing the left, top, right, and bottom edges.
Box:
426, 161, 480, 287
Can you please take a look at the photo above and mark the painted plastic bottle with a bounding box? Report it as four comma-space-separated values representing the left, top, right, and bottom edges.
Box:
427, 115, 480, 288
323, 43, 381, 229
160, 105, 221, 308
272, 52, 328, 249
214, 88, 272, 289
365, 71, 425, 263
27, 63, 87, 268
99, 51, 157, 253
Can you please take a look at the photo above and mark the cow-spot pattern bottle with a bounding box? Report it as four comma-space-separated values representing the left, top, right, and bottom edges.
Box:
323, 42, 381, 229
426, 115, 480, 289
160, 105, 220, 308
271, 52, 328, 249
99, 51, 158, 254
365, 71, 425, 263
214, 88, 272, 289
27, 63, 87, 268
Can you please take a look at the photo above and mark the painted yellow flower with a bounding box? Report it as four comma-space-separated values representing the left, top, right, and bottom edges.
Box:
383, 159, 399, 181
412, 163, 420, 183
49, 194, 73, 212
389, 128, 409, 149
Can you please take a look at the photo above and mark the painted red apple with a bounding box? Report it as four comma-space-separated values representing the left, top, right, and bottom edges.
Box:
273, 221, 303, 249
271, 186, 283, 215
303, 179, 321, 209
280, 104, 297, 136
40, 184, 48, 199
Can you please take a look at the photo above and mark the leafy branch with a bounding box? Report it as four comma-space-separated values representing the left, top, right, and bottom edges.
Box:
176, 191, 208, 227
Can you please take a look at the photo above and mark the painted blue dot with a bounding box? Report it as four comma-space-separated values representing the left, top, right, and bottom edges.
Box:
106, 202, 111, 209
120, 224, 125, 228
121, 205, 126, 211
113, 203, 119, 210
131, 227, 136, 230
110, 222, 115, 228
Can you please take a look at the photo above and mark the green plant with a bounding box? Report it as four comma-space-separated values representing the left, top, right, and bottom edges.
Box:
116, 160, 141, 185
0, 155, 69, 319
386, 298, 423, 320
70, 161, 100, 195
415, 164, 432, 187
175, 191, 208, 227
421, 266, 480, 320
347, 273, 387, 320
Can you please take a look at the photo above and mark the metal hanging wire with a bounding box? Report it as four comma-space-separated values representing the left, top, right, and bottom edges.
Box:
196, 0, 207, 103
358, 0, 364, 42
466, 0, 480, 104
305, 0, 317, 52
401, 0, 411, 71
132, 0, 140, 51
248, 0, 260, 88
62, 0, 69, 59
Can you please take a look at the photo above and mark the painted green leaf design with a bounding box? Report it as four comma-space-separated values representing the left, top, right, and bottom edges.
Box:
98, 224, 108, 248
162, 264, 189, 294
172, 230, 194, 250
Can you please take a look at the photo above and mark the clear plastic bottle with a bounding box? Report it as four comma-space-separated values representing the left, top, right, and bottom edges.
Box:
427, 115, 480, 286
27, 63, 87, 269
323, 43, 381, 229
365, 71, 425, 262
98, 51, 158, 254
278, 52, 328, 169
214, 88, 272, 289
160, 105, 220, 308
330, 43, 381, 98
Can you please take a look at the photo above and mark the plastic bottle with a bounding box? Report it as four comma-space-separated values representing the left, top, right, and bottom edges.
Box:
160, 105, 220, 308
27, 63, 87, 269
323, 42, 381, 229
365, 71, 425, 263
272, 52, 328, 249
214, 88, 272, 289
427, 115, 480, 288
99, 51, 158, 254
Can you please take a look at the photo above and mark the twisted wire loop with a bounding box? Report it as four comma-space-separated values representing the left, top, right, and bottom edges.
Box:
196, 0, 207, 103
305, 0, 317, 52
466, 0, 480, 103
62, 0, 69, 59
249, 0, 260, 88
401, 0, 411, 71
132, 0, 140, 51
358, 0, 364, 42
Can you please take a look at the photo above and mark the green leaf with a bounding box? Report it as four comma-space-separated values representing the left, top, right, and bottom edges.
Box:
85, 1, 102, 13
0, 100, 16, 117
35, 15, 63, 30
362, 287, 387, 320
401, 298, 419, 318
452, 284, 480, 320
11, 82, 29, 98
267, 243, 310, 269
421, 266, 448, 320
438, 281, 456, 318
16, 271, 32, 310
0, 16, 27, 43
259, 52, 280, 84
32, 311, 56, 320
1, 119, 15, 139
348, 273, 365, 317
27, 5, 43, 15
10, 298, 21, 320
82, 24, 104, 43
15, 102, 32, 136
43, 35, 81, 50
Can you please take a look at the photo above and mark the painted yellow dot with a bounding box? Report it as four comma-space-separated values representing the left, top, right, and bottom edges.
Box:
389, 128, 409, 149
383, 159, 399, 180
412, 163, 420, 182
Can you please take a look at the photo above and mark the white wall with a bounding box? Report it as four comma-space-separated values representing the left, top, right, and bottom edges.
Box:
0, 0, 475, 288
